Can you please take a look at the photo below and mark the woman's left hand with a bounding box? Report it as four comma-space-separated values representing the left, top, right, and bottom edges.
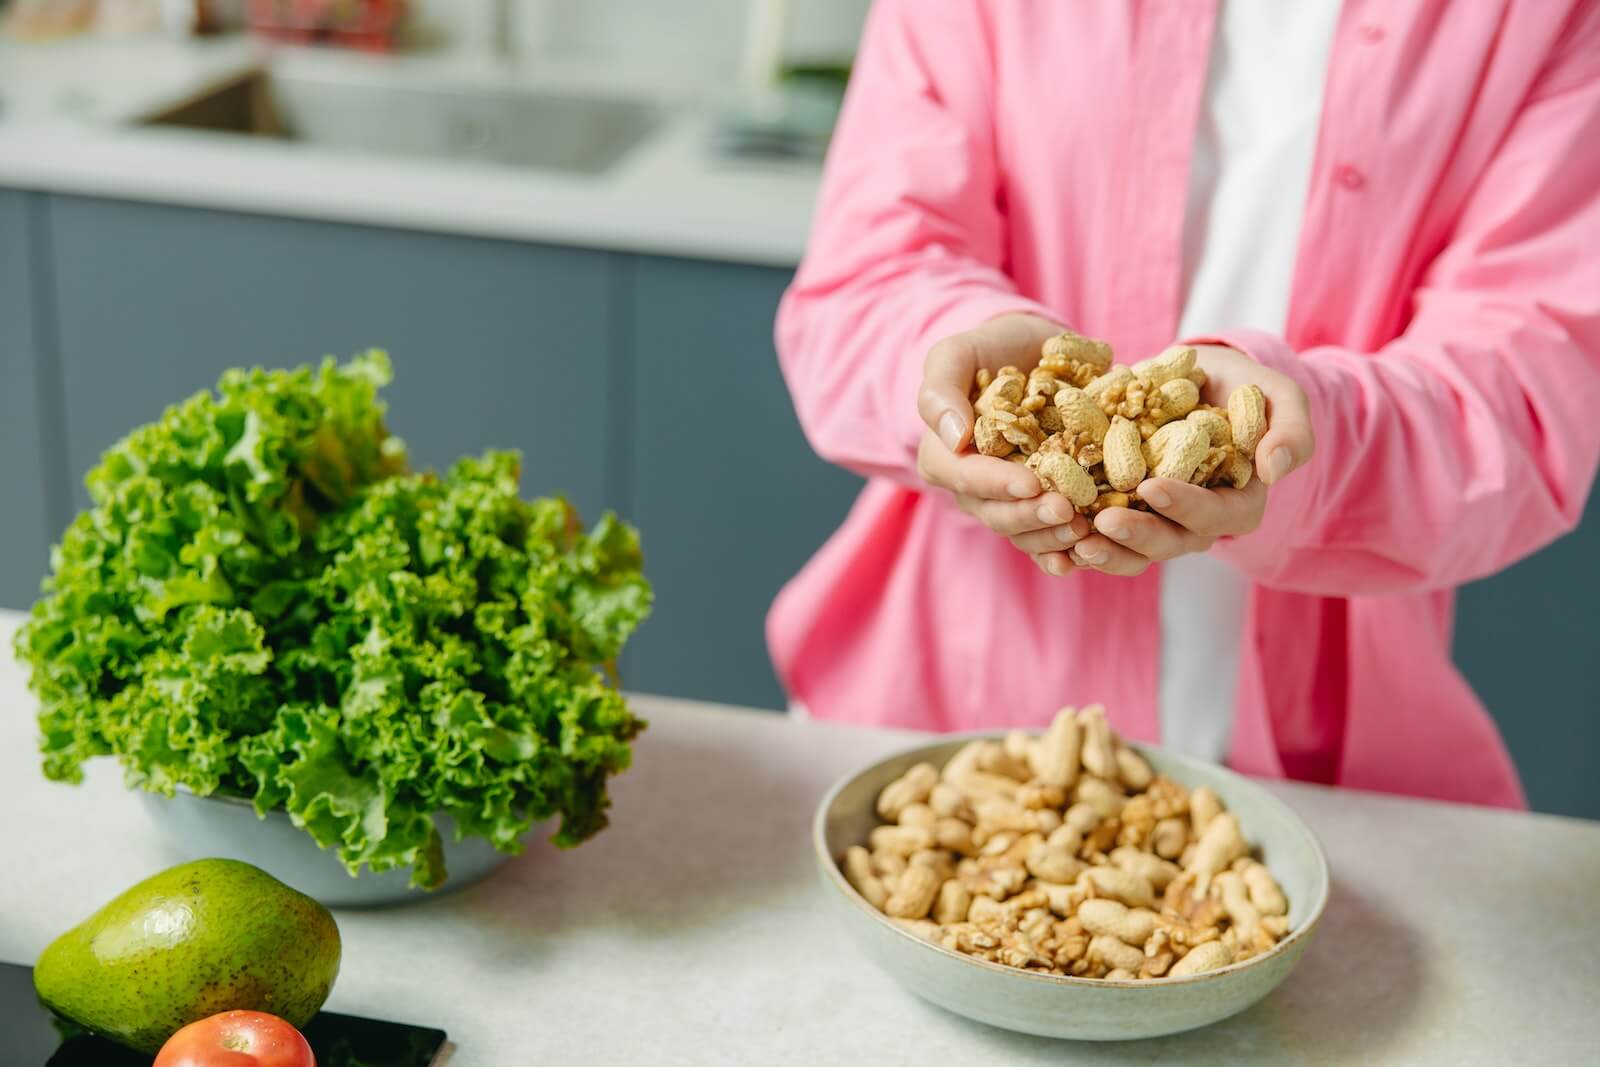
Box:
1028, 343, 1316, 577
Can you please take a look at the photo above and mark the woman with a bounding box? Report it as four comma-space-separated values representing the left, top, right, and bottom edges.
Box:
770, 0, 1600, 807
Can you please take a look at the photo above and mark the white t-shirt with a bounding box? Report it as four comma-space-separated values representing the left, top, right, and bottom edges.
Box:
1160, 0, 1341, 760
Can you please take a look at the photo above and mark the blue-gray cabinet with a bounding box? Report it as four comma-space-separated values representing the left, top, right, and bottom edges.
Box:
0, 191, 57, 609
45, 194, 616, 525
625, 256, 862, 709
1454, 491, 1600, 819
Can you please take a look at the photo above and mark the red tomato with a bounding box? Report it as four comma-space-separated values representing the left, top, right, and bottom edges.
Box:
153, 1010, 315, 1067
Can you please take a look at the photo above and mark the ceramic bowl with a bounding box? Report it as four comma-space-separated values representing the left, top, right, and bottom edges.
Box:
814, 735, 1328, 1040
140, 787, 518, 908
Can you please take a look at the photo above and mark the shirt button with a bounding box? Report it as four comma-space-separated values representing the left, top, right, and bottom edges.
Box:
1335, 164, 1366, 190
1358, 24, 1385, 43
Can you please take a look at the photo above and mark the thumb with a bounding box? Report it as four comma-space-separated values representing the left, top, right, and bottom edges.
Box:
1255, 378, 1315, 485
918, 314, 1064, 452
918, 344, 977, 452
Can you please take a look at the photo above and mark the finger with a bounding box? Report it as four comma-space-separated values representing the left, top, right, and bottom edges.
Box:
918, 430, 1039, 499
1254, 378, 1315, 486
1010, 514, 1091, 553
1135, 477, 1267, 538
918, 334, 981, 450
963, 493, 1083, 536
919, 315, 1064, 450
1032, 550, 1075, 578
1070, 534, 1154, 577
1092, 507, 1213, 562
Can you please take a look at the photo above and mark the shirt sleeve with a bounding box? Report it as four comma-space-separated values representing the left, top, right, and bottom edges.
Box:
774, 0, 1054, 484
1198, 16, 1600, 596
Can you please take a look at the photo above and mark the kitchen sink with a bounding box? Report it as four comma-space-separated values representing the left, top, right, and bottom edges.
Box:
140, 68, 661, 175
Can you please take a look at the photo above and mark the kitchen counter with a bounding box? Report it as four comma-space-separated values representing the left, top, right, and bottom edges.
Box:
1, 607, 1595, 1065
0, 36, 820, 266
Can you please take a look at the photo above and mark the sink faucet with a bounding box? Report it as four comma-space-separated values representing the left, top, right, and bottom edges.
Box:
489, 0, 517, 68
740, 0, 789, 91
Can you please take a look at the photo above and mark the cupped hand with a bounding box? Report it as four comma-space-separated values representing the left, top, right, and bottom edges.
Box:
1066, 343, 1315, 576
915, 313, 1091, 569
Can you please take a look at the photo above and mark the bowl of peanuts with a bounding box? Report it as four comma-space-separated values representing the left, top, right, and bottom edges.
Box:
813, 706, 1329, 1040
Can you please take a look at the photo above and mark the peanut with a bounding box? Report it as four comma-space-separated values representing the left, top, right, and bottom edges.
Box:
1032, 706, 1083, 788
977, 740, 1033, 782
1214, 869, 1261, 940
935, 878, 973, 923
929, 782, 972, 820
1148, 419, 1210, 481
1073, 776, 1125, 819
1079, 899, 1160, 945
870, 824, 934, 857
1026, 842, 1086, 884
1236, 858, 1288, 916
1115, 744, 1154, 791
1151, 816, 1188, 860
1109, 846, 1181, 890
934, 816, 976, 856
1083, 865, 1157, 909
1077, 705, 1118, 779
877, 762, 938, 821
1228, 383, 1267, 457
1131, 344, 1197, 387
843, 846, 889, 910
1190, 812, 1248, 888
1026, 451, 1098, 508
1087, 933, 1146, 974
897, 802, 936, 829
1189, 786, 1224, 835
885, 863, 941, 919
1168, 939, 1235, 978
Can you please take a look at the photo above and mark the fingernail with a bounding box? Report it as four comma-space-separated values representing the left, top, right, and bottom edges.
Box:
1056, 525, 1081, 545
1266, 448, 1294, 483
1101, 522, 1129, 541
1037, 503, 1066, 526
1045, 554, 1066, 576
1009, 478, 1037, 499
938, 411, 965, 451
1141, 483, 1171, 509
1077, 545, 1106, 565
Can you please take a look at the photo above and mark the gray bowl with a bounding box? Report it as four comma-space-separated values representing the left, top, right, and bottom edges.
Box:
139, 788, 521, 908
814, 735, 1329, 1041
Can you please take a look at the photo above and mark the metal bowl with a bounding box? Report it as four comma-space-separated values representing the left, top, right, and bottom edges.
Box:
813, 735, 1329, 1040
139, 787, 520, 908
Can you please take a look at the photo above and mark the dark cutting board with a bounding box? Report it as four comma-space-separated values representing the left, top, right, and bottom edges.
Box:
1, 962, 449, 1066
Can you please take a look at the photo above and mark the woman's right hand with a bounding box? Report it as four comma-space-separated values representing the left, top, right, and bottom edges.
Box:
914, 313, 1091, 576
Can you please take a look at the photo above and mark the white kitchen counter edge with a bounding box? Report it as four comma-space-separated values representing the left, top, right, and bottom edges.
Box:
0, 40, 819, 268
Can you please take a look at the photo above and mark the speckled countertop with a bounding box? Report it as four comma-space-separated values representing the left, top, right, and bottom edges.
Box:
1, 608, 1595, 1065
0, 36, 819, 266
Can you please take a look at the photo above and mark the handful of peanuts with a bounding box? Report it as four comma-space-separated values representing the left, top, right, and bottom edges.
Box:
841, 706, 1289, 980
969, 331, 1268, 515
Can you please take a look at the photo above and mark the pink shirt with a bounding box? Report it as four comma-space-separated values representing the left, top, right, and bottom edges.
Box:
768, 0, 1600, 808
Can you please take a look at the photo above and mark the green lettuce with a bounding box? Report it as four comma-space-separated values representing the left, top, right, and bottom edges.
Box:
14, 351, 649, 888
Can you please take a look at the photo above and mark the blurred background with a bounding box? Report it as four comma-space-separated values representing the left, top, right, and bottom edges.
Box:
0, 0, 1593, 819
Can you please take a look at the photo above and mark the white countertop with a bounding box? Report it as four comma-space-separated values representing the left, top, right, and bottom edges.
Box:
0, 36, 819, 266
1, 606, 1596, 1065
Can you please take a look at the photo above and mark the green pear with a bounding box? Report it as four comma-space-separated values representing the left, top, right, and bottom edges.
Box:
34, 858, 341, 1053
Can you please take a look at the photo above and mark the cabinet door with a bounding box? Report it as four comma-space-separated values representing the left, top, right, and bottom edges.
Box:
45, 194, 615, 522
0, 190, 57, 610
1454, 493, 1600, 820
627, 256, 862, 709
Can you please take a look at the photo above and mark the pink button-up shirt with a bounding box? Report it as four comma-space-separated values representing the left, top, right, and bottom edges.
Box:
769, 0, 1600, 808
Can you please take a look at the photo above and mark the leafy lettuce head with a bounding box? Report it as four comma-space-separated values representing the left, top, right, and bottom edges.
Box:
14, 351, 650, 888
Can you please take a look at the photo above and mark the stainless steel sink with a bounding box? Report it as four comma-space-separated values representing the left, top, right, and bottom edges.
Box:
141, 68, 660, 175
